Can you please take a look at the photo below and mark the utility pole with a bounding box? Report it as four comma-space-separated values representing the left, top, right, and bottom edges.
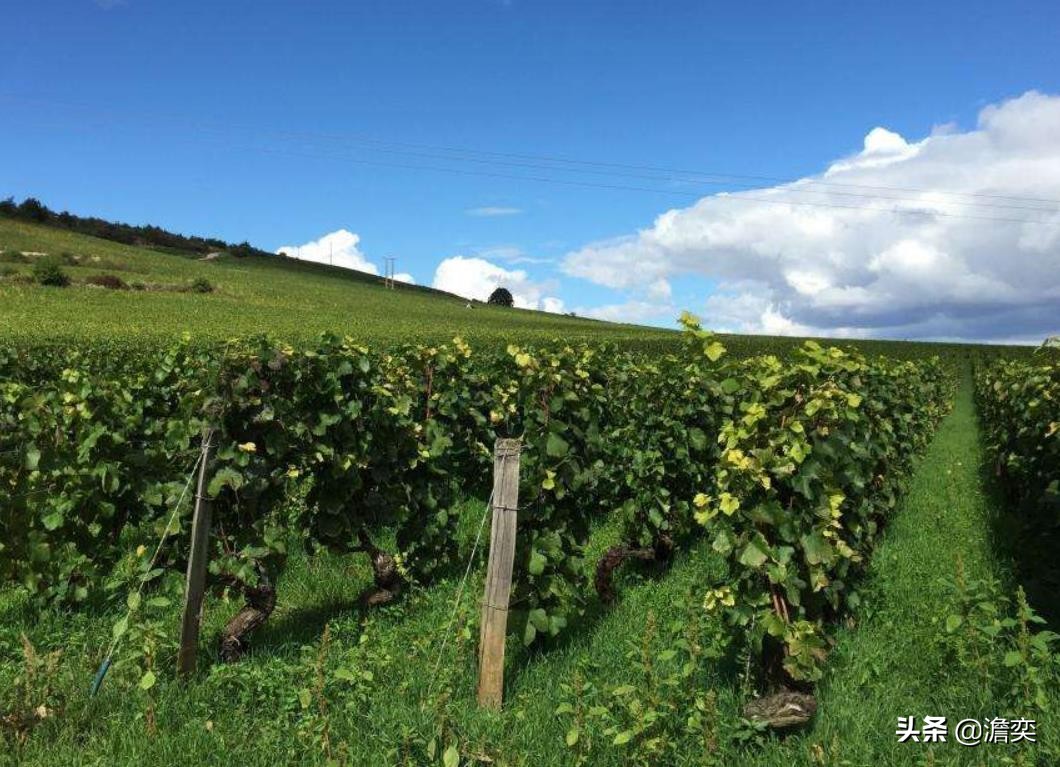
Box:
384, 256, 396, 289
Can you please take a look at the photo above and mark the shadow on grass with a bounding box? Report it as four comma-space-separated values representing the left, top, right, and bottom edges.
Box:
213, 502, 743, 691
500, 543, 747, 698
981, 452, 1060, 628
230, 599, 385, 667
217, 499, 493, 663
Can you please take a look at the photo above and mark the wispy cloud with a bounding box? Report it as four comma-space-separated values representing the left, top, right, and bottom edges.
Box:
573, 299, 676, 324
473, 245, 554, 265
466, 206, 522, 217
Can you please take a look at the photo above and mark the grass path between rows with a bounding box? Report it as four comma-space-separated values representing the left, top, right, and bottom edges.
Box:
4, 371, 1056, 766
752, 371, 1058, 766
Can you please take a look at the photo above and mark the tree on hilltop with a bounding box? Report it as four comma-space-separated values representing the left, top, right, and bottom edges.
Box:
488, 287, 514, 307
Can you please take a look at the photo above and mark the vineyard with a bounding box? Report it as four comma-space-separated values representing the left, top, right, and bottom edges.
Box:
976, 355, 1060, 523
975, 354, 1060, 629
4, 308, 1057, 765
2, 222, 1059, 767
1, 315, 950, 650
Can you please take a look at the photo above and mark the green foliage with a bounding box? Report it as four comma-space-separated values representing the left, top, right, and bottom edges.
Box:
487, 287, 513, 307
5, 216, 1029, 360
31, 257, 69, 287
0, 216, 681, 350
975, 356, 1059, 524
940, 561, 1059, 713
5, 363, 1058, 765
187, 276, 214, 294
1, 316, 953, 698
0, 340, 208, 601
0, 195, 270, 258
555, 600, 730, 766
688, 331, 953, 681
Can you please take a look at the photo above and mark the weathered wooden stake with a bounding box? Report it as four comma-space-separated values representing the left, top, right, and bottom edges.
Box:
477, 437, 522, 710
177, 430, 215, 678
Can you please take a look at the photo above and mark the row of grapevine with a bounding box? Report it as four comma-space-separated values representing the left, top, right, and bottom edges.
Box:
596, 319, 954, 680
975, 354, 1059, 523
1, 319, 953, 676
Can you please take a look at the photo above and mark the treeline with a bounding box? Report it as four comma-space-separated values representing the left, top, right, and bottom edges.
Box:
0, 196, 271, 258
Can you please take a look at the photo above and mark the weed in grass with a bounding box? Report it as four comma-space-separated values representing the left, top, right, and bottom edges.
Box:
0, 636, 62, 747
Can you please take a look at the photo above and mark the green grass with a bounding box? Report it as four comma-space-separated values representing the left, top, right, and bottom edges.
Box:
0, 218, 678, 348
3, 373, 1055, 766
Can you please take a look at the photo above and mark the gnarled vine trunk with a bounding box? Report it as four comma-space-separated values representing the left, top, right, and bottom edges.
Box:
743, 689, 817, 729
594, 535, 674, 604
357, 529, 403, 607
219, 568, 277, 663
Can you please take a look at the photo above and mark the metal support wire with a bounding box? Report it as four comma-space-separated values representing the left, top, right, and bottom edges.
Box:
90, 435, 209, 696
426, 489, 494, 697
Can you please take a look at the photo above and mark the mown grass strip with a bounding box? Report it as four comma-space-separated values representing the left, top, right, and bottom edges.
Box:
749, 372, 1059, 766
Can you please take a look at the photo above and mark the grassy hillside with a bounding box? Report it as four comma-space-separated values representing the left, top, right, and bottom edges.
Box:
0, 218, 677, 348
1, 217, 1032, 364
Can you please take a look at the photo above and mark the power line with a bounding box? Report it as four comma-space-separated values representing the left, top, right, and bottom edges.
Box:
22, 109, 1060, 219
253, 129, 1060, 214
239, 142, 1052, 226
1, 107, 1050, 225
5, 95, 1060, 214
244, 120, 1060, 207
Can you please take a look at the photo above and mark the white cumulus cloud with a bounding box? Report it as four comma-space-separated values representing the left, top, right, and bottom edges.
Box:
432, 256, 564, 312
277, 229, 380, 275
277, 230, 418, 285
564, 91, 1060, 342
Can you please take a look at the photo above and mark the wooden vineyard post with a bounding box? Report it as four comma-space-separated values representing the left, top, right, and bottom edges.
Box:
477, 437, 522, 709
177, 430, 215, 678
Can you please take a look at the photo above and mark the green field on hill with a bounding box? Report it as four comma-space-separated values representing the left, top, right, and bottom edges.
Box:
0, 218, 679, 348
1, 217, 1024, 366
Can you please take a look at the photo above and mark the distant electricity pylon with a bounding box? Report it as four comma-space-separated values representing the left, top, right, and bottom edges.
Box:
384, 257, 396, 289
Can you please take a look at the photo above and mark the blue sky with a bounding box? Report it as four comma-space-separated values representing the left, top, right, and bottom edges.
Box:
3, 1, 1060, 339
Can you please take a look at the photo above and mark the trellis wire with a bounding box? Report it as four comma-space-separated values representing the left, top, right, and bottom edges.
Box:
426, 487, 494, 697
90, 438, 207, 696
